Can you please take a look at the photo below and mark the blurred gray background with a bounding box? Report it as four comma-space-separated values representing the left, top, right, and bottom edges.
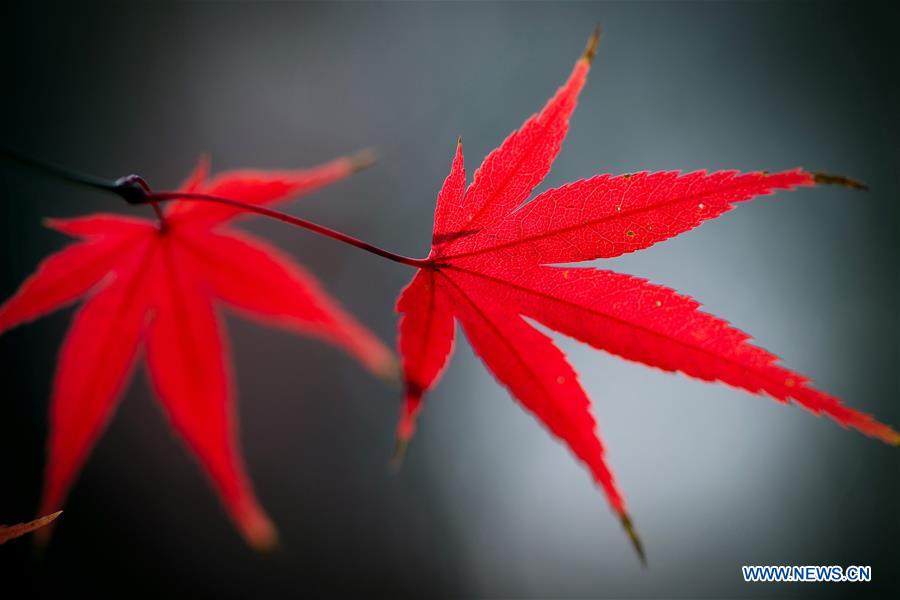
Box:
1, 2, 897, 598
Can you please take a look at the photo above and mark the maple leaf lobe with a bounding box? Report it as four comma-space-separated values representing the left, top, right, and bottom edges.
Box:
0, 154, 392, 548
392, 28, 899, 563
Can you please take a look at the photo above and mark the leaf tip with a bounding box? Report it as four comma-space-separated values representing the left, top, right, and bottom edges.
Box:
348, 148, 378, 174
5, 511, 64, 547
389, 435, 411, 470
41, 217, 62, 231
375, 354, 403, 384
620, 513, 647, 567
582, 25, 602, 65
811, 171, 868, 191
246, 522, 280, 554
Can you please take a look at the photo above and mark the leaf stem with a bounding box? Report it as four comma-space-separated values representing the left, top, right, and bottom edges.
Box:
147, 191, 430, 268
1, 147, 429, 268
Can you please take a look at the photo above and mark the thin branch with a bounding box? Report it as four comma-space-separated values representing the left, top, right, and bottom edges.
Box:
1, 147, 429, 268
147, 191, 430, 268
1, 147, 118, 193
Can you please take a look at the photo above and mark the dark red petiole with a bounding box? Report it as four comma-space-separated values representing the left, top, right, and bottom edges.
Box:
146, 190, 431, 268
1, 147, 431, 269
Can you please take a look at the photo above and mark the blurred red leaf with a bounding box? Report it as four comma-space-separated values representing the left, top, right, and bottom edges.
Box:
0, 153, 393, 549
0, 511, 61, 544
393, 29, 899, 562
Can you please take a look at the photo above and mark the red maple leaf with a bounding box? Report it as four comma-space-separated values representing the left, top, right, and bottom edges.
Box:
391, 29, 899, 561
0, 152, 393, 548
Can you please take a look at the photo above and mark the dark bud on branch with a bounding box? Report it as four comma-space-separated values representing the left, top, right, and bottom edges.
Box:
113, 174, 153, 204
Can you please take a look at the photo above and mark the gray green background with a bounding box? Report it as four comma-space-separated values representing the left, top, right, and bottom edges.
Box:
1, 2, 897, 598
